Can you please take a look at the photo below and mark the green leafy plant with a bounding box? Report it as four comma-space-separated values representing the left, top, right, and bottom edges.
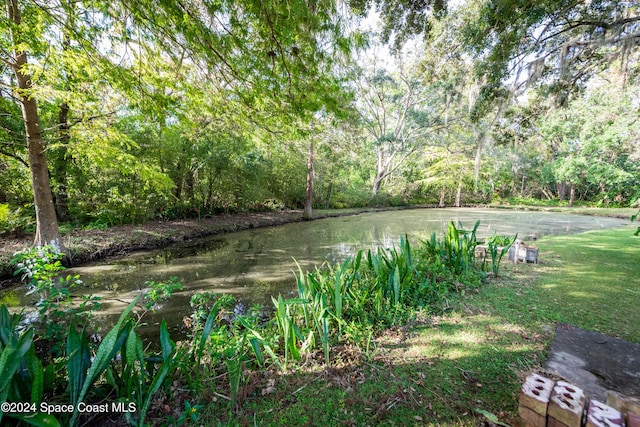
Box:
272, 295, 306, 369
485, 233, 518, 277
69, 297, 139, 426
122, 320, 178, 427
181, 293, 239, 394
171, 400, 203, 426
141, 276, 183, 312
475, 408, 511, 427
11, 247, 101, 356
423, 221, 480, 275
0, 305, 59, 426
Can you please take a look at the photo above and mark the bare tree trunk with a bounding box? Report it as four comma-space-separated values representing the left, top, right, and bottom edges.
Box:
439, 185, 445, 208
185, 167, 195, 202
325, 157, 334, 209
372, 145, 385, 196
372, 170, 384, 196
51, 7, 73, 223
52, 101, 72, 222
303, 140, 313, 220
569, 183, 575, 207
7, 0, 65, 253
474, 128, 485, 190
455, 180, 462, 207
558, 181, 566, 201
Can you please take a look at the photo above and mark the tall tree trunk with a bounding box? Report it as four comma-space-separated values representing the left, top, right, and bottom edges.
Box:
455, 180, 462, 207
51, 7, 74, 223
474, 128, 485, 190
185, 166, 194, 202
372, 145, 385, 196
52, 101, 72, 222
558, 181, 566, 201
7, 0, 65, 253
439, 185, 445, 208
325, 156, 334, 209
372, 170, 384, 197
303, 140, 313, 220
569, 183, 575, 207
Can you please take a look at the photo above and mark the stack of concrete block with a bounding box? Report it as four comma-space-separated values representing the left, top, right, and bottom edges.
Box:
627, 413, 640, 427
519, 373, 640, 427
519, 374, 555, 427
584, 400, 622, 427
548, 381, 586, 427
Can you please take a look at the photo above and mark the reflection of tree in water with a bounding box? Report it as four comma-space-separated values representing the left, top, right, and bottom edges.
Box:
112, 238, 230, 266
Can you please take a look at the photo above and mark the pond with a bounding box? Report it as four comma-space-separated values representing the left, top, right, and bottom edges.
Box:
1, 208, 631, 336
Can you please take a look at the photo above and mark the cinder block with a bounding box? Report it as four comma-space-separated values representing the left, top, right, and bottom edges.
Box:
548, 417, 570, 427
475, 245, 487, 259
548, 381, 586, 427
627, 412, 640, 427
519, 405, 546, 427
606, 390, 640, 417
520, 373, 555, 416
585, 400, 622, 427
525, 247, 539, 264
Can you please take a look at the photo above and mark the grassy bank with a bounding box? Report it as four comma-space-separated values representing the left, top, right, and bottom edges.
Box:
228, 226, 639, 426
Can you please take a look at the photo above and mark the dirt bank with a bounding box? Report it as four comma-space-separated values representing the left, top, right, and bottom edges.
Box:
0, 208, 402, 285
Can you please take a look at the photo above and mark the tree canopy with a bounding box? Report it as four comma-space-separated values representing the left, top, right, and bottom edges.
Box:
1, 0, 639, 241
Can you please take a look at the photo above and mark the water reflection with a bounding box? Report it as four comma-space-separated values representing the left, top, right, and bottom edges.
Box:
2, 208, 631, 335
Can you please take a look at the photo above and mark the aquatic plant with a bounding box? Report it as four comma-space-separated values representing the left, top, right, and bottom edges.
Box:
485, 233, 518, 277
422, 220, 480, 275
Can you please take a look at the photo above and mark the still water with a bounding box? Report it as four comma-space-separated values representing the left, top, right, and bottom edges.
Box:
1, 208, 631, 334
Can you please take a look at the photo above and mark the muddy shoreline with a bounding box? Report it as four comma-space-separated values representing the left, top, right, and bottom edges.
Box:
0, 207, 415, 285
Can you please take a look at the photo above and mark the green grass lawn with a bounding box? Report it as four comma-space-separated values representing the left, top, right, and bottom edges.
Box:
213, 226, 639, 426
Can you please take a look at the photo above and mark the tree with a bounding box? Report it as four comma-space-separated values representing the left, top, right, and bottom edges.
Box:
1, 0, 359, 242
465, 0, 640, 100
355, 49, 447, 195
536, 77, 640, 206
303, 139, 314, 220
3, 0, 65, 251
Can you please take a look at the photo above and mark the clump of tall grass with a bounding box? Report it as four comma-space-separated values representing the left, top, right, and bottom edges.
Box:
285, 225, 486, 364
422, 220, 480, 275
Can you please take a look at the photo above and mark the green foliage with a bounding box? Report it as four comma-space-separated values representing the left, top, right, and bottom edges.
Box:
11, 247, 101, 357
289, 229, 484, 361
0, 305, 59, 426
171, 400, 203, 426
484, 233, 518, 277
121, 320, 177, 427
0, 220, 501, 423
68, 297, 138, 426
422, 221, 480, 275
0, 205, 35, 237
142, 277, 183, 312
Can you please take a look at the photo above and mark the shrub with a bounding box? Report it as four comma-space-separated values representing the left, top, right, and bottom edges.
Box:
0, 205, 34, 237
